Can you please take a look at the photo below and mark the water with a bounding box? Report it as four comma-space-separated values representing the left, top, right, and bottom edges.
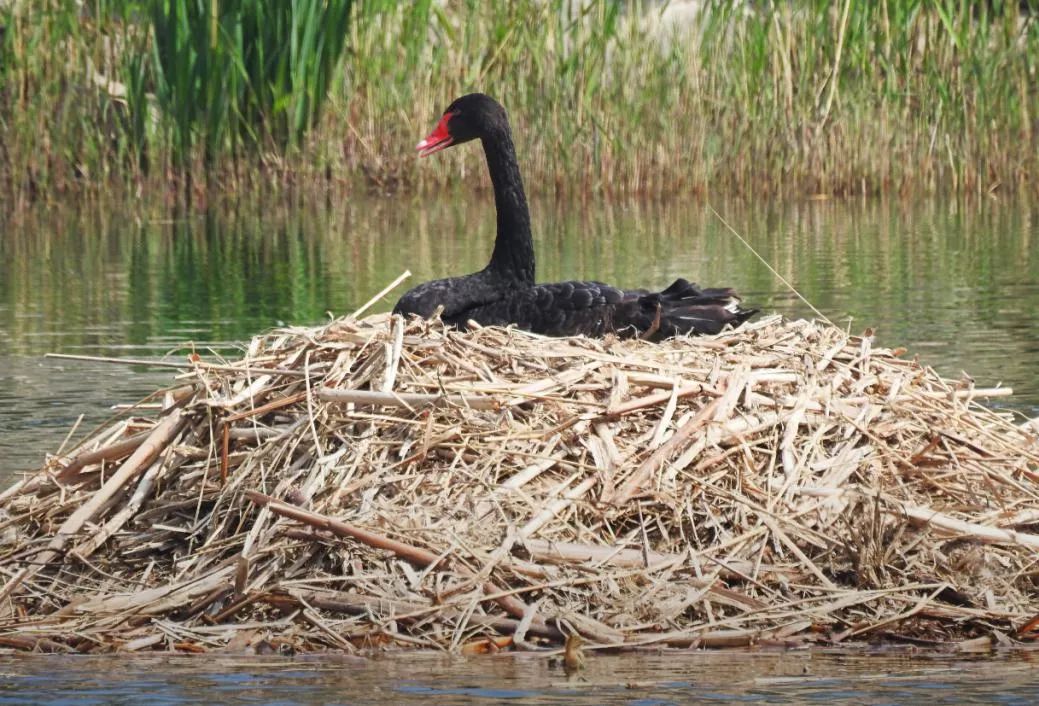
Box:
2, 650, 1038, 704
2, 196, 1037, 476
1, 196, 1038, 698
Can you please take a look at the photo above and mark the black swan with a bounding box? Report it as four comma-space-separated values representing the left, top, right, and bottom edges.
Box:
393, 93, 756, 340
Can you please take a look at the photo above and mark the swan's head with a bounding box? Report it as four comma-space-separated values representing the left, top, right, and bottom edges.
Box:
417, 93, 508, 157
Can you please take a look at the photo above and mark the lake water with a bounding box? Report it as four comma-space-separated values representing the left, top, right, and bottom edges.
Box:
1, 196, 1038, 698
2, 650, 1038, 704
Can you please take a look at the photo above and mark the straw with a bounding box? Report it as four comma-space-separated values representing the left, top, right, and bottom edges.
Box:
0, 304, 1035, 653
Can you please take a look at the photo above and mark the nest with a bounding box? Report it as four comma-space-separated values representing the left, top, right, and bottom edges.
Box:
1, 311, 1038, 654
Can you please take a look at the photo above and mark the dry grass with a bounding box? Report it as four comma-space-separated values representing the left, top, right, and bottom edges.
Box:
1, 308, 1038, 654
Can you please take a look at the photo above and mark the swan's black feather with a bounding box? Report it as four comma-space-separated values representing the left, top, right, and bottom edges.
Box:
447, 279, 756, 340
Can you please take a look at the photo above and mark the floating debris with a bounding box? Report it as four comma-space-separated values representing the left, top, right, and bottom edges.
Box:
0, 311, 1037, 653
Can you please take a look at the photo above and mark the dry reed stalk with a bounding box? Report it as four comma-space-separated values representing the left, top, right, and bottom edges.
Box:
316, 388, 500, 411
0, 308, 1037, 653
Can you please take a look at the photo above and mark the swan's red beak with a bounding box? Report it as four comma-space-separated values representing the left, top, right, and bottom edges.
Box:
416, 113, 454, 157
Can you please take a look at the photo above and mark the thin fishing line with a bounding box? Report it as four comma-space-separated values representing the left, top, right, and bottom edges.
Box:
708, 204, 833, 326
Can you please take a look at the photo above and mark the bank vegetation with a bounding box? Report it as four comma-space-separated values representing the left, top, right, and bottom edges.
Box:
1, 0, 1037, 205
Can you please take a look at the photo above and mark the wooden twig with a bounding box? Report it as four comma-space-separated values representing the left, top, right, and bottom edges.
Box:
316, 387, 499, 411
55, 430, 152, 482
285, 589, 565, 640
350, 270, 410, 319
45, 352, 309, 377
605, 383, 706, 418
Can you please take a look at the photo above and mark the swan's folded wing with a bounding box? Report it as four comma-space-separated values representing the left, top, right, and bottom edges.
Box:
464, 280, 756, 339
462, 281, 627, 337
394, 272, 513, 321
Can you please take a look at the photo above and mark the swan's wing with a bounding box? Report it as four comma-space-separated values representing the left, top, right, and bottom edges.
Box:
465, 280, 756, 339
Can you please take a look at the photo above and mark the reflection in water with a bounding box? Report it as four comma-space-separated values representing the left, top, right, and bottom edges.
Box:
1, 651, 1037, 705
0, 197, 1037, 476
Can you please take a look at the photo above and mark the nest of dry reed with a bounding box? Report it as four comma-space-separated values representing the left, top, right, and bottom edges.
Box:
1, 311, 1039, 655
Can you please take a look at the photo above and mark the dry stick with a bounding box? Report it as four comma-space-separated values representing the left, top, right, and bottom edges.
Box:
898, 502, 1039, 549
0, 409, 188, 607
708, 205, 833, 326
605, 383, 706, 418
0, 635, 73, 653
648, 383, 681, 449
302, 349, 326, 461
0, 423, 148, 502
317, 388, 500, 411
0, 478, 32, 506
223, 391, 308, 423
615, 623, 808, 650
53, 430, 152, 483
608, 396, 722, 506
350, 270, 411, 320
760, 516, 836, 590
501, 364, 601, 408
220, 423, 230, 485
847, 584, 950, 638
55, 414, 85, 457
45, 352, 309, 378
271, 590, 565, 640
218, 348, 305, 411
523, 539, 732, 576
809, 487, 1039, 548
512, 599, 543, 649
381, 316, 405, 392
75, 565, 234, 615
244, 491, 554, 635
518, 476, 599, 540
299, 603, 355, 651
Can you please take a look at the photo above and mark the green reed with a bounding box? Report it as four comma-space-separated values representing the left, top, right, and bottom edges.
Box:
689, 0, 1038, 196
0, 0, 1036, 202
141, 0, 352, 169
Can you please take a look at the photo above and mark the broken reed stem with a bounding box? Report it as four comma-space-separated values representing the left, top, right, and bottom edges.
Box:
350, 271, 410, 319
316, 387, 500, 411
55, 430, 152, 482
45, 352, 310, 377
605, 383, 707, 417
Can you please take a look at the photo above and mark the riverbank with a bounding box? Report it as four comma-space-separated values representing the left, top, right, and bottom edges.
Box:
2, 1, 1037, 206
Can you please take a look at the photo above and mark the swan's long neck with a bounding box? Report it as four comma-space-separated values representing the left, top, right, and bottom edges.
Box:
481, 126, 535, 284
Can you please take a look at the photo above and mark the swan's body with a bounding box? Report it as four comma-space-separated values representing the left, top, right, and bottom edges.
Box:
394, 269, 527, 324
394, 93, 756, 339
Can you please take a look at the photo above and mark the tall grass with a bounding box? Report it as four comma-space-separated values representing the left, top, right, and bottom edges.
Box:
331, 0, 1038, 198
0, 0, 350, 201
0, 0, 1036, 203
691, 0, 1039, 195
141, 0, 351, 169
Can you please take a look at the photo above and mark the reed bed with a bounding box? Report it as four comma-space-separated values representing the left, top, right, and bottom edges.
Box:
1, 310, 1038, 654
2, 1, 1037, 204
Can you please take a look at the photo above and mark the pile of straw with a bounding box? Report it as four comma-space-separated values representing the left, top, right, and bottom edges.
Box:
1, 311, 1038, 654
